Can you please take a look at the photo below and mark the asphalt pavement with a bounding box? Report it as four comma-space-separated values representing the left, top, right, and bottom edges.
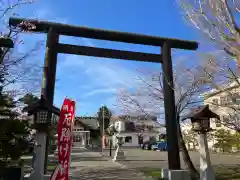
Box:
23, 148, 240, 179
113, 148, 240, 169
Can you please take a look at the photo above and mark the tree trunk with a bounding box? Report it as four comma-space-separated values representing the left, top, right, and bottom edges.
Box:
176, 115, 199, 179
237, 55, 240, 77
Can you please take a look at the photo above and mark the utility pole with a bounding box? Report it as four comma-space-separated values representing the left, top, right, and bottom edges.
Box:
101, 106, 105, 154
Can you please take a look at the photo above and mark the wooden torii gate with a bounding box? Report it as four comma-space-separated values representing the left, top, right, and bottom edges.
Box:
9, 17, 198, 173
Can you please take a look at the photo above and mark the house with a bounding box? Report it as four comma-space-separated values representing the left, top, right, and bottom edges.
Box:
72, 116, 99, 148
52, 116, 100, 148
108, 115, 165, 147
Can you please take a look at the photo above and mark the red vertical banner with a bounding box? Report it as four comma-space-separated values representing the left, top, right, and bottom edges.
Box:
50, 98, 75, 180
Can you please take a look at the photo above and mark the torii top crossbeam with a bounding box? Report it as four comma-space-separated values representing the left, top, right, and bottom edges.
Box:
9, 17, 198, 50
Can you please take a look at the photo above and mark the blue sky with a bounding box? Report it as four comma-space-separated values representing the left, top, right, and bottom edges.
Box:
7, 0, 218, 116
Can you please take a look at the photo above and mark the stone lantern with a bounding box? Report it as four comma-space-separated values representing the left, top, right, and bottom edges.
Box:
24, 97, 60, 132
183, 105, 220, 180
184, 105, 219, 133
23, 96, 60, 180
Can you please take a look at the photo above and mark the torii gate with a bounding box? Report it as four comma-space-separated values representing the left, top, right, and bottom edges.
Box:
9, 17, 198, 174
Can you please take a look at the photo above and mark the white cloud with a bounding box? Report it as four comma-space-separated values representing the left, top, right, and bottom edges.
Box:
84, 88, 116, 97
84, 61, 140, 88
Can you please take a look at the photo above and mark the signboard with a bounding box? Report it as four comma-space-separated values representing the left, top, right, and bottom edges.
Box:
50, 98, 75, 180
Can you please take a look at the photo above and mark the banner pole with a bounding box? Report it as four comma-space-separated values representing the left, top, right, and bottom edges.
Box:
69, 100, 75, 177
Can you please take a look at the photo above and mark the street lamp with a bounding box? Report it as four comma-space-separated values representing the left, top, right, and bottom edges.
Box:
185, 105, 219, 134
23, 96, 60, 180
24, 97, 60, 130
191, 117, 211, 133
183, 105, 220, 180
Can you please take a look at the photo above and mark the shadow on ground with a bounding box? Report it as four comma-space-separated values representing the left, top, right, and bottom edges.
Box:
137, 165, 240, 180
117, 160, 165, 162
71, 167, 153, 180
214, 165, 240, 180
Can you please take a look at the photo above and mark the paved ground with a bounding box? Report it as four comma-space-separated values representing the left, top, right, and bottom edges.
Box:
25, 148, 154, 180
24, 148, 240, 179
111, 148, 240, 169
67, 149, 153, 179
69, 161, 153, 180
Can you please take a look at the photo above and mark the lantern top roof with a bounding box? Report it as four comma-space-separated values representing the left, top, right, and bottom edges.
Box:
182, 105, 219, 121
0, 38, 14, 48
23, 96, 60, 116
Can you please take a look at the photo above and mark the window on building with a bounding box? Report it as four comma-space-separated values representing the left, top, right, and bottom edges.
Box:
226, 95, 232, 105
220, 97, 226, 105
124, 121, 136, 132
125, 136, 132, 143
215, 118, 221, 127
231, 93, 240, 104
146, 125, 153, 131
212, 98, 219, 105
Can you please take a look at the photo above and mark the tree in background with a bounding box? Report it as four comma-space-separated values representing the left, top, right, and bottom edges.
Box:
97, 105, 112, 132
178, 0, 240, 63
97, 105, 112, 149
0, 0, 42, 96
0, 89, 31, 170
178, 0, 240, 132
18, 93, 39, 106
213, 129, 235, 152
182, 128, 198, 151
0, 1, 40, 169
17, 93, 39, 128
231, 132, 240, 151
199, 54, 240, 132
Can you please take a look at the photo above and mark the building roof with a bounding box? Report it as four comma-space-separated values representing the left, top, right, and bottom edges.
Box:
75, 116, 99, 130
201, 82, 240, 99
23, 97, 60, 116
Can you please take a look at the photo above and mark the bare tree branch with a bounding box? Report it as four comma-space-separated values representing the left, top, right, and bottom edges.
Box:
0, 0, 42, 95
200, 52, 240, 132
178, 0, 240, 61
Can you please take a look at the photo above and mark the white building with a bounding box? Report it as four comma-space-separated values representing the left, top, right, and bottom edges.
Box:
201, 82, 239, 133
109, 115, 165, 147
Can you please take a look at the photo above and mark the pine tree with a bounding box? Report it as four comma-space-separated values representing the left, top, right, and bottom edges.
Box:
97, 105, 112, 131
0, 80, 31, 168
213, 129, 234, 152
18, 93, 39, 107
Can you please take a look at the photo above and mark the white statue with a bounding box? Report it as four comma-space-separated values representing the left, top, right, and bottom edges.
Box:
107, 119, 123, 161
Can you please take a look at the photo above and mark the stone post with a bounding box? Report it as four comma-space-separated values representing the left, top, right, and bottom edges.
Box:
199, 133, 215, 180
